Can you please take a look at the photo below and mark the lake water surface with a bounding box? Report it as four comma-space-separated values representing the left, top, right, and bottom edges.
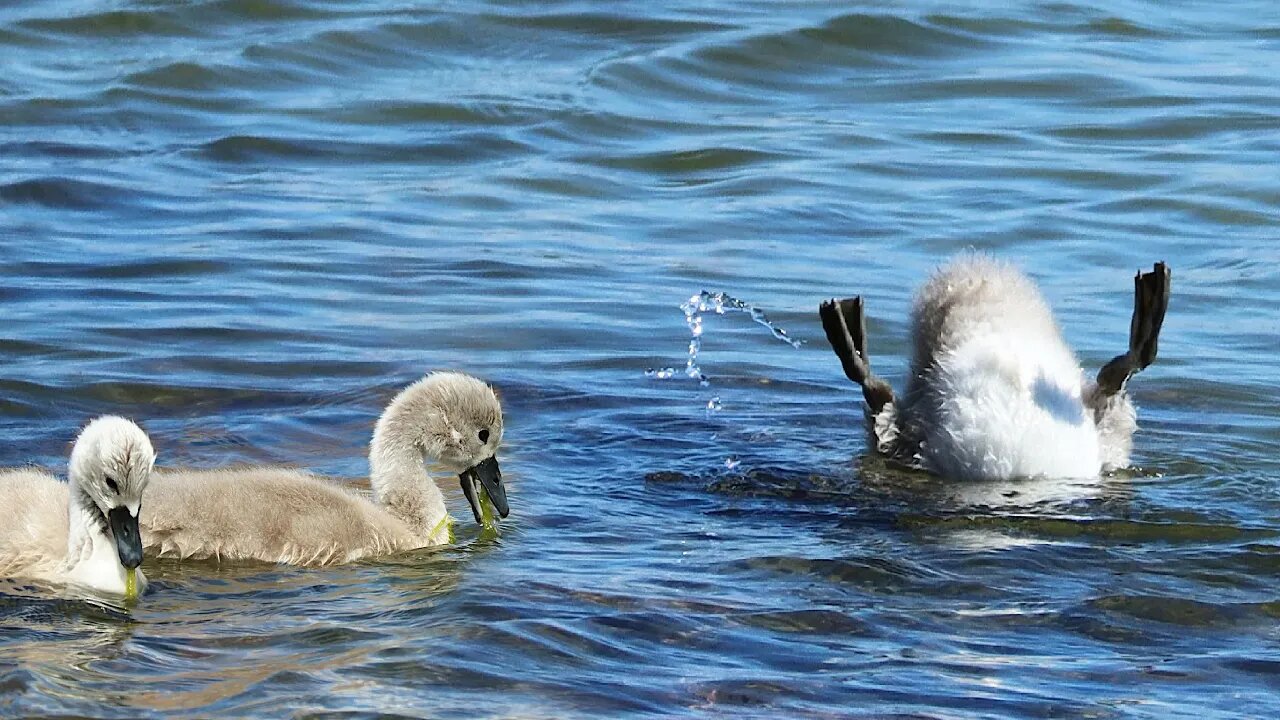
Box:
1, 1, 1278, 717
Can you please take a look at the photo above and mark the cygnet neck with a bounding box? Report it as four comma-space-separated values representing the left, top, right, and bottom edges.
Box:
62, 474, 109, 573
369, 403, 448, 538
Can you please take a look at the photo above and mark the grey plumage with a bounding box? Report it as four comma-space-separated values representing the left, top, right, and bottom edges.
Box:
140, 372, 504, 566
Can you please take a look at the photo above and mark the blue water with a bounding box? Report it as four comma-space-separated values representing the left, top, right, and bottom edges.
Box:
2, 1, 1278, 717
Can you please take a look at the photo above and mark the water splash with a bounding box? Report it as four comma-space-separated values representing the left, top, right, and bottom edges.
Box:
645, 291, 803, 387
646, 291, 805, 471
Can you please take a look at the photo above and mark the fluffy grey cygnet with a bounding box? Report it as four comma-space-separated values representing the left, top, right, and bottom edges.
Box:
0, 416, 154, 595
820, 255, 1169, 481
141, 371, 506, 566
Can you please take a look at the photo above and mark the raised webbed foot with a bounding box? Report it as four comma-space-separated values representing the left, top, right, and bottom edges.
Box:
1096, 262, 1170, 397
819, 296, 895, 413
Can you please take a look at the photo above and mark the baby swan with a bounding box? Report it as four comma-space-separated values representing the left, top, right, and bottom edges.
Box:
140, 371, 506, 566
820, 256, 1169, 481
0, 416, 155, 597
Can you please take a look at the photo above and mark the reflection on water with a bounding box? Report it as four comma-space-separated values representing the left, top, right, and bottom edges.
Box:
3, 0, 1280, 717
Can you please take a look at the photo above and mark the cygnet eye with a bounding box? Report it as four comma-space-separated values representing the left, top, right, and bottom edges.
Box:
478, 428, 490, 444
105, 476, 119, 494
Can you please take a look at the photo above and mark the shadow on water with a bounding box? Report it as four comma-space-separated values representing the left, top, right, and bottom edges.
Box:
653, 452, 1129, 514
650, 453, 1276, 553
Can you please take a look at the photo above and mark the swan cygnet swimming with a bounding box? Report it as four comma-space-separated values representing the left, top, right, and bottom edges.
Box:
140, 371, 507, 566
820, 255, 1170, 481
0, 416, 155, 597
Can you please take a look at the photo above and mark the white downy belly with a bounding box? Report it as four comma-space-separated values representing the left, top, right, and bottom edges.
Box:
923, 334, 1100, 481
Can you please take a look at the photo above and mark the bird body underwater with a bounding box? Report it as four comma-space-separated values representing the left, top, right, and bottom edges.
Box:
820, 255, 1169, 481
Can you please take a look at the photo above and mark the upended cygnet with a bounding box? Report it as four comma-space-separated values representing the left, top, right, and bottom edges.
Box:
0, 416, 155, 597
140, 371, 507, 566
820, 255, 1170, 481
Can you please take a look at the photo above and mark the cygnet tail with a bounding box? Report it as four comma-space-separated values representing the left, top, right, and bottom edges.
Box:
1095, 262, 1170, 397
819, 296, 894, 413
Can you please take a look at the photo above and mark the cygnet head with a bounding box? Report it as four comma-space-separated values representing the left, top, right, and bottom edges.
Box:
68, 416, 155, 569
375, 371, 506, 525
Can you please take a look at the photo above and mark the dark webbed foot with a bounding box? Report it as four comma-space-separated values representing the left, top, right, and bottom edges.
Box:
819, 296, 895, 413
1096, 262, 1170, 397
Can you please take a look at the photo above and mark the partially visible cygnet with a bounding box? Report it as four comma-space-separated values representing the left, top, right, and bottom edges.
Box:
0, 416, 155, 597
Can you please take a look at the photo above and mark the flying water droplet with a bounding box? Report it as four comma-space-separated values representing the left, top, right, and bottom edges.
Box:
646, 290, 803, 393
646, 291, 805, 471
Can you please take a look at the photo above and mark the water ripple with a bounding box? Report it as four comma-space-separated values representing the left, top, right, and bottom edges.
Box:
2, 0, 1278, 717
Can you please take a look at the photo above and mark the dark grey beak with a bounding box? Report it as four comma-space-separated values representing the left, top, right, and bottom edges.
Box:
107, 506, 143, 569
459, 455, 507, 523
